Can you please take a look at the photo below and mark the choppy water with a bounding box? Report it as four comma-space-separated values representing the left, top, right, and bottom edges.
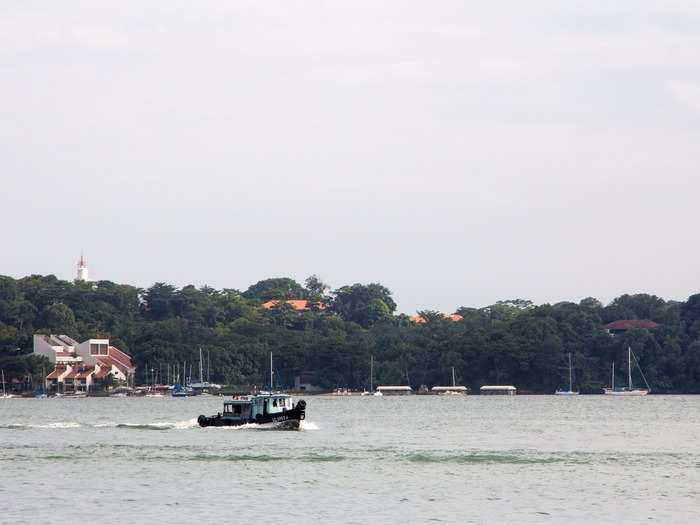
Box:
1, 395, 698, 524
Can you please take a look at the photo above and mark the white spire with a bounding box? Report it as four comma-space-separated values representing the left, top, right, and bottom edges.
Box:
76, 253, 89, 282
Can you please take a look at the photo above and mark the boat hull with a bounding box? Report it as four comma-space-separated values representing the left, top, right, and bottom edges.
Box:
554, 391, 579, 396
198, 400, 306, 429
604, 389, 648, 396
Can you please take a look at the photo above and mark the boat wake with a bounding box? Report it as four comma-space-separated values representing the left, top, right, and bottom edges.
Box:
112, 418, 199, 430
0, 419, 317, 431
0, 422, 82, 430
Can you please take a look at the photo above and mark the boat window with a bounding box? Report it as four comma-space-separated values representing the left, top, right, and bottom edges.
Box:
234, 404, 242, 415
273, 399, 278, 407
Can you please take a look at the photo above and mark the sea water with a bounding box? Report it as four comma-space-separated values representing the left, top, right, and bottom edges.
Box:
1, 395, 698, 524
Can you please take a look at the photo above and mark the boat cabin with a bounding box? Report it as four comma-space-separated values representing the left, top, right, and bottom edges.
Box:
223, 393, 294, 420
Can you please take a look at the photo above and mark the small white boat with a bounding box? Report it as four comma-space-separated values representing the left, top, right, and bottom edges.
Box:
555, 353, 579, 395
110, 392, 128, 398
604, 347, 650, 396
331, 388, 351, 396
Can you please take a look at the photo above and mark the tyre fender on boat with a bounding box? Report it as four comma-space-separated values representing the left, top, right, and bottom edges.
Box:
197, 415, 208, 427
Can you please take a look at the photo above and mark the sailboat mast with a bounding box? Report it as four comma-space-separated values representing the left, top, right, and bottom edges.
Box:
628, 347, 632, 389
568, 353, 573, 392
199, 347, 204, 383
1, 370, 5, 396
370, 356, 373, 392
452, 367, 456, 387
612, 361, 615, 390
270, 352, 273, 392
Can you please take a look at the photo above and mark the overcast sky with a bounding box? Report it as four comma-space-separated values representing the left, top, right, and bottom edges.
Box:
2, 1, 699, 314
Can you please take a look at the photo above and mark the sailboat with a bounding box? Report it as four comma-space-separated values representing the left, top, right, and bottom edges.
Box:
1, 370, 15, 399
188, 347, 222, 394
604, 347, 650, 396
555, 353, 579, 395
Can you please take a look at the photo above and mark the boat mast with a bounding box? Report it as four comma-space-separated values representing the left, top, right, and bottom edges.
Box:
370, 355, 373, 392
1, 369, 5, 396
612, 361, 615, 390
199, 347, 204, 384
628, 346, 633, 389
270, 352, 273, 393
568, 353, 573, 392
452, 367, 456, 387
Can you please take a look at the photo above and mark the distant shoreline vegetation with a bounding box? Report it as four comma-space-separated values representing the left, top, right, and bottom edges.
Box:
1, 274, 700, 394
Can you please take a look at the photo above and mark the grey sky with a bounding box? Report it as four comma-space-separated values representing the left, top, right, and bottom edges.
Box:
2, 1, 699, 314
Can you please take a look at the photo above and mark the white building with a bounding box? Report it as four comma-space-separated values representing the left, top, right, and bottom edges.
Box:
34, 334, 136, 394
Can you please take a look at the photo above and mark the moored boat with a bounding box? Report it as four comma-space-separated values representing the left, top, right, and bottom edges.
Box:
197, 392, 306, 429
604, 347, 650, 396
555, 352, 579, 396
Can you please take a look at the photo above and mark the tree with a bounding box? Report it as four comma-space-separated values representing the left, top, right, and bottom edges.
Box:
331, 283, 396, 328
242, 278, 305, 301
42, 303, 76, 332
304, 275, 330, 303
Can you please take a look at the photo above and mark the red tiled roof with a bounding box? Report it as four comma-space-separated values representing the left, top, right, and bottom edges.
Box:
604, 319, 660, 331
74, 366, 95, 379
96, 356, 130, 375
411, 313, 463, 324
93, 367, 111, 379
63, 368, 81, 379
261, 300, 326, 311
107, 346, 134, 368
46, 367, 67, 379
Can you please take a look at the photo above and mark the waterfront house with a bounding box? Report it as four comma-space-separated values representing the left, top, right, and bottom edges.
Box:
293, 370, 324, 393
35, 334, 136, 393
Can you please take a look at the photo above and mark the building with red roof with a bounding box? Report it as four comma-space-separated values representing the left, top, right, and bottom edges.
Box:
603, 319, 660, 335
36, 334, 136, 394
261, 299, 326, 311
411, 313, 463, 324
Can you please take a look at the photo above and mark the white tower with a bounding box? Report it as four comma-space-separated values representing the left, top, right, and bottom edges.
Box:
76, 254, 89, 282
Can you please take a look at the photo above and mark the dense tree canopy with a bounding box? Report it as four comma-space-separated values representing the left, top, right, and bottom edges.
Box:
1, 274, 699, 393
